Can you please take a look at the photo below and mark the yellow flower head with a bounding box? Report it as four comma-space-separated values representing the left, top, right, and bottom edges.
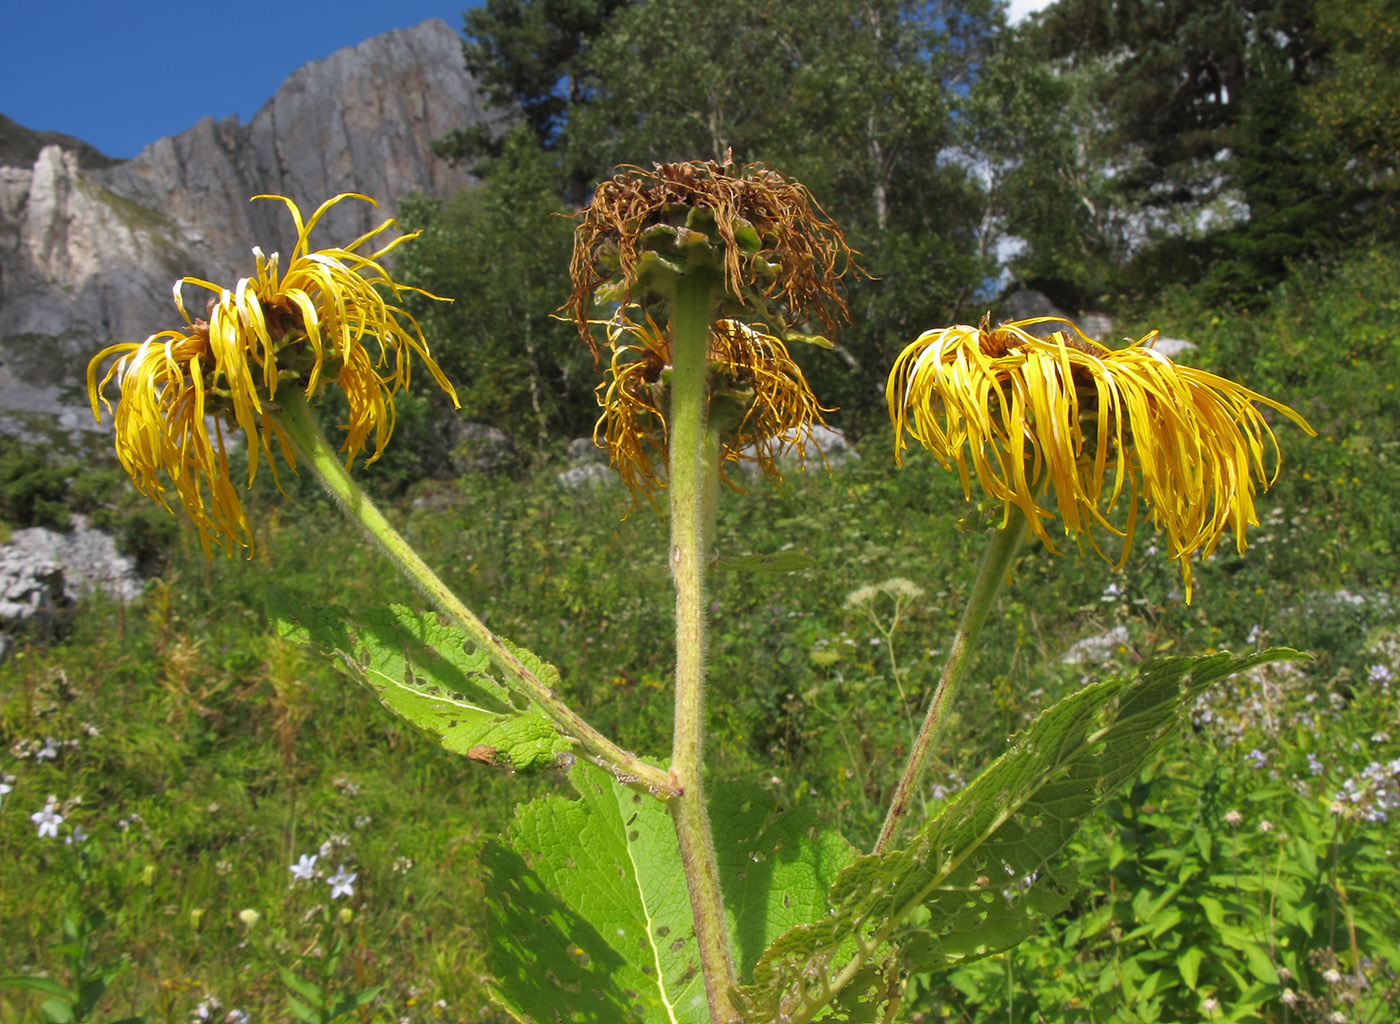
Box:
569, 153, 858, 354
87, 193, 458, 556
886, 316, 1315, 602
595, 312, 832, 503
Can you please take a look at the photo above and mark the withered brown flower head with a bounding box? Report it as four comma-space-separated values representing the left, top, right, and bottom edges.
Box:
569, 153, 858, 354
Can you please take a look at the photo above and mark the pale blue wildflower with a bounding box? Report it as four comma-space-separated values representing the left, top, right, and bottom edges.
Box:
289, 853, 318, 882
30, 799, 62, 839
327, 865, 356, 900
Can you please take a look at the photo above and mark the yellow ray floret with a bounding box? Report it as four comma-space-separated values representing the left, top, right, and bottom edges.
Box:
886, 316, 1315, 602
87, 193, 458, 556
593, 312, 831, 504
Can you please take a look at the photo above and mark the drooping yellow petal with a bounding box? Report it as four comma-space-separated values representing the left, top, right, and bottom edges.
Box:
592, 311, 833, 505
87, 194, 458, 556
888, 316, 1315, 602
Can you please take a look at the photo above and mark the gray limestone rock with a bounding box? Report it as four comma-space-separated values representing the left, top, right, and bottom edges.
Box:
566, 437, 607, 464
0, 19, 497, 443
1149, 336, 1198, 359
1077, 312, 1113, 342
556, 437, 614, 489
0, 514, 142, 654
450, 422, 518, 474
556, 463, 615, 490
997, 289, 1066, 324
735, 423, 861, 474
96, 19, 492, 271
0, 145, 188, 440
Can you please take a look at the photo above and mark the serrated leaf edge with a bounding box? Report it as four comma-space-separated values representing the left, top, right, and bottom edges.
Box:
744, 650, 1295, 1023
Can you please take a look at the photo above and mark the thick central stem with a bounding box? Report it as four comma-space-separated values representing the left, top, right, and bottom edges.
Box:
668, 271, 738, 1022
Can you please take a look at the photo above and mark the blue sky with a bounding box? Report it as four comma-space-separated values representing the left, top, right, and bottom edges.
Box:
4, 0, 1051, 164
2, 1, 477, 160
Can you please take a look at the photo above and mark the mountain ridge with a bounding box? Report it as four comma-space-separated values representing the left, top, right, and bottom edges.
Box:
0, 17, 495, 447
0, 113, 122, 172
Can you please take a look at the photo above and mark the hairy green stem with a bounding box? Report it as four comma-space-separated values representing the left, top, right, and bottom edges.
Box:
668, 271, 738, 1022
273, 391, 676, 797
873, 508, 1029, 854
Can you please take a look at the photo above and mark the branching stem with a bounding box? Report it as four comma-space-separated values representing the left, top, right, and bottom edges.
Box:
273, 391, 676, 797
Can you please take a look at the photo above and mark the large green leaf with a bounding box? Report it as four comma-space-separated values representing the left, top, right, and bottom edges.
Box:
713, 783, 856, 980
484, 761, 705, 1024
484, 764, 857, 1023
737, 650, 1297, 1024
273, 600, 563, 773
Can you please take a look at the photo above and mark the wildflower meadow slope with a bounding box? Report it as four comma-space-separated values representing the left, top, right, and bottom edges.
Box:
1, 242, 1397, 1022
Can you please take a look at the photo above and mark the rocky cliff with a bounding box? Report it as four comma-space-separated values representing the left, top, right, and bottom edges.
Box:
0, 18, 494, 444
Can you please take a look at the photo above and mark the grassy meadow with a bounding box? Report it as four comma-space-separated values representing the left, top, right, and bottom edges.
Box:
2, 245, 1399, 1022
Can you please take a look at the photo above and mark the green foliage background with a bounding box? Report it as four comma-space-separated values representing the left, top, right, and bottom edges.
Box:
409, 0, 1400, 446
4, 0, 1400, 1019
3, 241, 1399, 1020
